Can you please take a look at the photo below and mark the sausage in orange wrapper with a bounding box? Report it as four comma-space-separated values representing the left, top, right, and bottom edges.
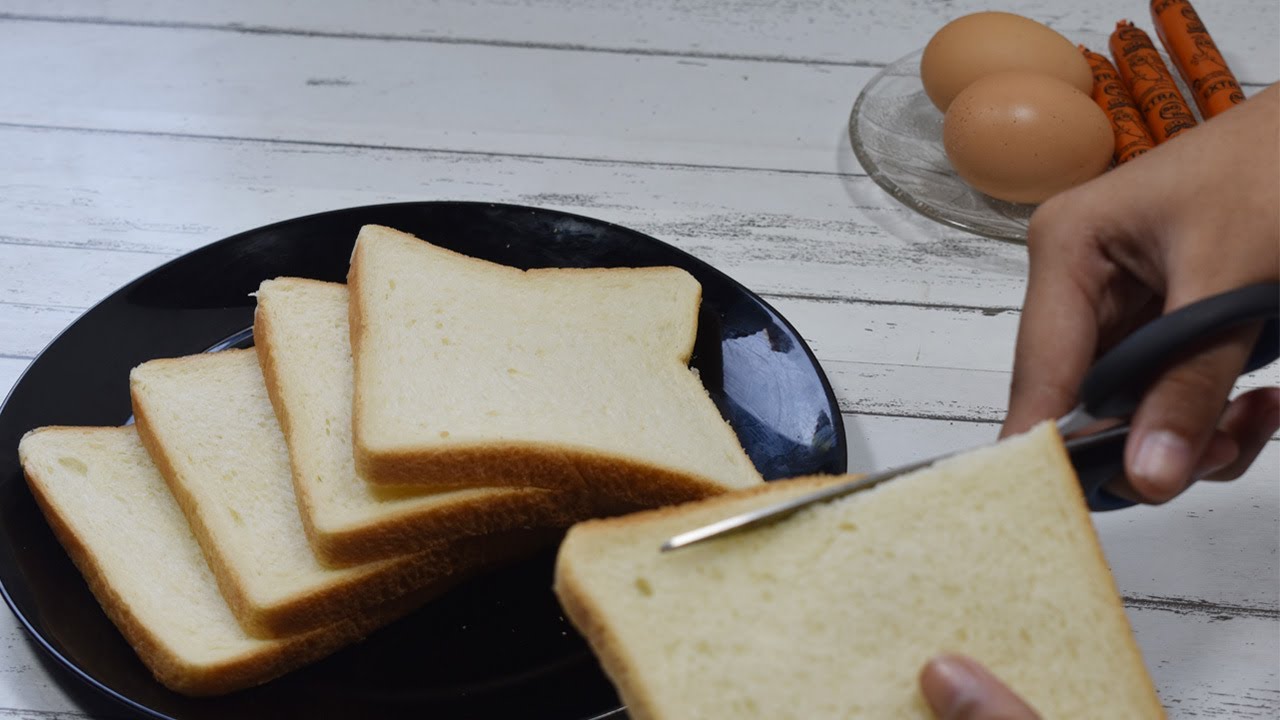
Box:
1109, 20, 1197, 143
1150, 0, 1244, 118
1082, 46, 1156, 165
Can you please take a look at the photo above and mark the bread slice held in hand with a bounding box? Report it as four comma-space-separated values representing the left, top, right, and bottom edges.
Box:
255, 277, 592, 565
554, 423, 1164, 720
347, 225, 763, 504
17, 426, 446, 696
129, 349, 505, 638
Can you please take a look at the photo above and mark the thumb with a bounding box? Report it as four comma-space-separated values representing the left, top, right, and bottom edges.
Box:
1126, 322, 1260, 503
920, 655, 1041, 720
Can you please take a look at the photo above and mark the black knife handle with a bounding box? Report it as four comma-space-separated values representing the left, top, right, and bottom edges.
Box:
1079, 283, 1280, 422
1066, 426, 1133, 511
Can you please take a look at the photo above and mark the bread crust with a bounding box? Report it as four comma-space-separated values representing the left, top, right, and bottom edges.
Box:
128, 353, 508, 638
346, 232, 374, 482
253, 280, 597, 566
18, 426, 453, 696
1038, 429, 1165, 717
129, 391, 261, 631
354, 440, 738, 501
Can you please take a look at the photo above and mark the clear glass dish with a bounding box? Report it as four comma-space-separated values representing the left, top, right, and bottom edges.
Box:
850, 34, 1195, 244
849, 48, 1035, 243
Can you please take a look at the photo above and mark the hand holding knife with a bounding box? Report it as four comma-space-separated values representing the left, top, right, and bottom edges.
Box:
663, 283, 1280, 552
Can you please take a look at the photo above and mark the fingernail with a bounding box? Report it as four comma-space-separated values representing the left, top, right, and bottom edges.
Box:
927, 656, 982, 719
1132, 430, 1192, 495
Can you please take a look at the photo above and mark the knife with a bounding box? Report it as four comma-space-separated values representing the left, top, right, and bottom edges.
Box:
662, 282, 1280, 552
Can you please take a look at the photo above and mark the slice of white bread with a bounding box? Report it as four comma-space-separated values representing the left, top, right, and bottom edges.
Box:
16, 426, 452, 696
254, 277, 593, 565
553, 423, 1164, 719
347, 224, 763, 506
129, 349, 509, 638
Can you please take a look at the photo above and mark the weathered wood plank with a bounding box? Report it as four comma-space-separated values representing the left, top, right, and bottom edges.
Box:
0, 241, 1028, 371
0, 19, 870, 174
1126, 609, 1280, 718
0, 358, 30, 397
0, 123, 1031, 312
0, 709, 99, 719
0, 616, 122, 719
9, 16, 1259, 178
4, 0, 1276, 83
0, 304, 81, 361
828, 359, 1274, 423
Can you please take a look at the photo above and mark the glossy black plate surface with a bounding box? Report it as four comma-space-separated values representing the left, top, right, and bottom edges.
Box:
0, 202, 846, 719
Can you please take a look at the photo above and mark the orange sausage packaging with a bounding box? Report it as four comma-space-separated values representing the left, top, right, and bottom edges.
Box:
1082, 46, 1156, 164
1150, 0, 1244, 118
1110, 20, 1198, 143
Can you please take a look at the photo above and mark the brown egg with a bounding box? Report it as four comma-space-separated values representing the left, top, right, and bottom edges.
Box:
943, 71, 1113, 205
921, 12, 1093, 112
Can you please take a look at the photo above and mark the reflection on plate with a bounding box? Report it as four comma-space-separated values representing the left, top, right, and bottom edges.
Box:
0, 202, 846, 720
849, 34, 1197, 243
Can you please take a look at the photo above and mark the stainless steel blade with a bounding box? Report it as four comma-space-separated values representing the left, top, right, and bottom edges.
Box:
659, 454, 941, 552
661, 403, 1097, 552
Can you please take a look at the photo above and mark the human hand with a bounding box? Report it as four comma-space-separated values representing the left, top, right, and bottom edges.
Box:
1003, 83, 1280, 504
920, 654, 1040, 719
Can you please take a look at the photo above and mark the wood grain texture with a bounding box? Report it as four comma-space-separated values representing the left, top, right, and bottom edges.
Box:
1126, 610, 1280, 718
4, 0, 1277, 83
0, 19, 865, 174
0, 616, 121, 719
0, 359, 28, 395
0, 1, 1276, 716
0, 711, 98, 720
0, 123, 1029, 309
3, 16, 1264, 177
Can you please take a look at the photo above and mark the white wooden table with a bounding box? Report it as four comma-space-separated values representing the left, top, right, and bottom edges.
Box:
0, 1, 1276, 717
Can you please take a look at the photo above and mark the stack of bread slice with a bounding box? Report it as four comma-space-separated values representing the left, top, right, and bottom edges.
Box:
18, 224, 765, 695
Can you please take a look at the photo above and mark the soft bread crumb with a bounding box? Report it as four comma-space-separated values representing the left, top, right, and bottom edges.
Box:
347, 225, 763, 497
255, 277, 576, 565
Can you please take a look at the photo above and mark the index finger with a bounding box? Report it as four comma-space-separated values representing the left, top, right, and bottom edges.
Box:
1002, 217, 1105, 438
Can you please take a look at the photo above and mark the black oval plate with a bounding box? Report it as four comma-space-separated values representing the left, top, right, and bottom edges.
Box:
0, 202, 846, 720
